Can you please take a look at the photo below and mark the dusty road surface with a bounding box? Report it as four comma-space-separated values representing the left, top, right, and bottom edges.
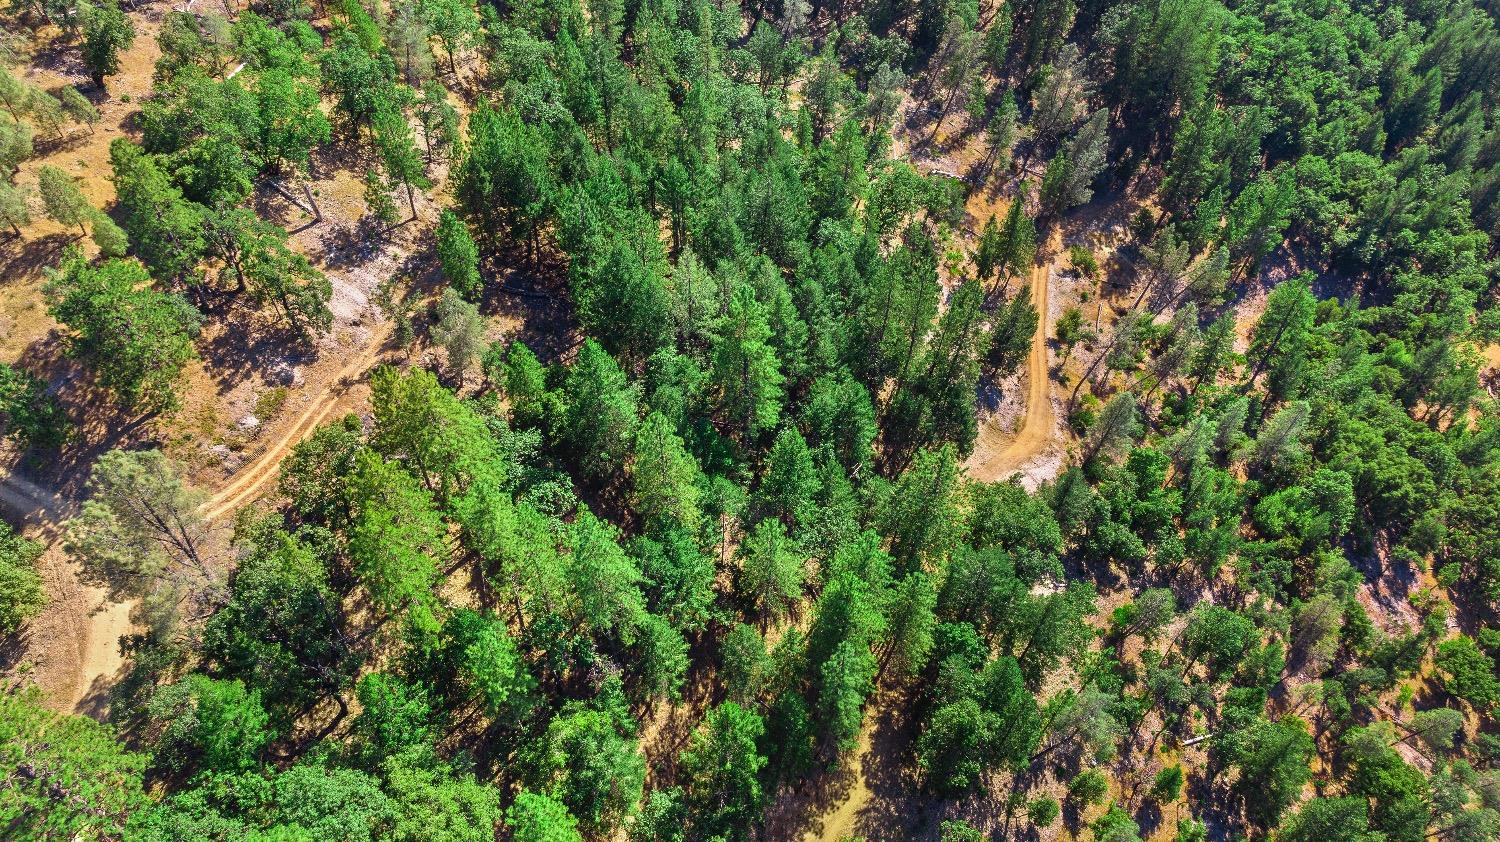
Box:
199, 323, 393, 523
964, 255, 1058, 485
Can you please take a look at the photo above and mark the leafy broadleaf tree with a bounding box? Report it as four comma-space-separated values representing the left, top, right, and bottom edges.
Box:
45, 253, 201, 413
80, 0, 136, 88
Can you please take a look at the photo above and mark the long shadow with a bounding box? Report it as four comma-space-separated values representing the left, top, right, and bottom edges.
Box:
0, 232, 74, 284
195, 300, 315, 396
478, 246, 580, 365
30, 129, 92, 157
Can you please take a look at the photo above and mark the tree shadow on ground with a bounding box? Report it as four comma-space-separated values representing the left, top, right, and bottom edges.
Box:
195, 301, 316, 397
0, 232, 74, 284
478, 245, 580, 365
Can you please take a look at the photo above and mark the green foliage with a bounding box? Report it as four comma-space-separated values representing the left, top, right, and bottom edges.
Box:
146, 674, 276, 773
0, 686, 146, 838
1280, 797, 1383, 842
384, 750, 505, 842
0, 361, 67, 449
738, 518, 805, 620
710, 284, 785, 440
433, 287, 485, 379
64, 448, 212, 624
46, 252, 200, 413
352, 674, 435, 764
678, 702, 766, 842
1152, 764, 1184, 802
435, 209, 481, 299
0, 519, 44, 635
632, 411, 704, 534
1068, 768, 1109, 805
30, 0, 1500, 835
919, 655, 1041, 794
204, 525, 358, 715
1028, 796, 1060, 827
508, 791, 584, 842
940, 819, 984, 842
205, 208, 332, 336
1183, 604, 1258, 680
1229, 716, 1315, 828
80, 0, 135, 87
1437, 636, 1500, 711
37, 165, 90, 233
523, 705, 645, 835
347, 448, 447, 637
450, 609, 535, 716
562, 340, 639, 480
107, 138, 206, 287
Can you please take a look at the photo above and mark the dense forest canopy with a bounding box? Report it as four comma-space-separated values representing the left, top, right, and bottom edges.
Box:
1, 0, 1500, 836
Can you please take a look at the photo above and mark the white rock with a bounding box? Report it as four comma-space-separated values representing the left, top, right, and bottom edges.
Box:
268, 363, 304, 387
238, 414, 261, 431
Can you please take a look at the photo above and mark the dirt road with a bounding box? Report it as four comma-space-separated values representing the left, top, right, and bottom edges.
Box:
803, 725, 876, 842
0, 470, 130, 713
964, 245, 1062, 486
0, 322, 391, 714
198, 325, 391, 522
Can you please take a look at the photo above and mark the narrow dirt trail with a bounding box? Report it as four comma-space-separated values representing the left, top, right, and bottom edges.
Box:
804, 725, 876, 842
199, 325, 391, 522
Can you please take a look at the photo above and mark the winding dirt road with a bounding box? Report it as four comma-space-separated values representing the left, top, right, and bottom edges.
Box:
0, 323, 392, 714
198, 326, 391, 522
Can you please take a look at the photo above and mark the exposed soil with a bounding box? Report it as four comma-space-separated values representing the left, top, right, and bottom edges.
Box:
0, 0, 560, 714
965, 242, 1064, 489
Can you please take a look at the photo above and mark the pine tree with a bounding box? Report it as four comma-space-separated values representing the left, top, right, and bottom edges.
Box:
435, 210, 481, 299
739, 518, 804, 621
433, 288, 484, 382
1246, 273, 1316, 406
37, 165, 90, 236
631, 411, 704, 533
679, 703, 766, 842
347, 449, 447, 637
416, 79, 459, 163
1083, 392, 1142, 465
710, 285, 784, 441
373, 100, 428, 219
1029, 44, 1091, 141
879, 445, 961, 571
419, 0, 479, 75
985, 91, 1020, 174
757, 426, 820, 533
990, 286, 1038, 374
0, 180, 29, 236
562, 340, 639, 481
817, 639, 877, 752
385, 0, 435, 85
992, 191, 1037, 297
975, 214, 1003, 282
